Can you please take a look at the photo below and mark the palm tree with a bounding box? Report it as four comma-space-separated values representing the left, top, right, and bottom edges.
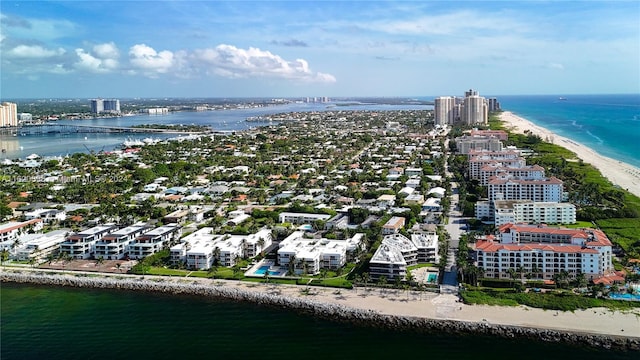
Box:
256, 237, 266, 256
507, 268, 518, 288
378, 275, 387, 294
0, 249, 9, 266
28, 257, 37, 268
362, 272, 370, 289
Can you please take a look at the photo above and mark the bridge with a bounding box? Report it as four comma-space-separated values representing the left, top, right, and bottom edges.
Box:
1, 124, 211, 136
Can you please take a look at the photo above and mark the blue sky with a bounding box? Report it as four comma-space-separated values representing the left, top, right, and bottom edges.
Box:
1, 1, 639, 98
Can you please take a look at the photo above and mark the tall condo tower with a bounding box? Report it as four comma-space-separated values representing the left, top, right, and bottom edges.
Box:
91, 99, 121, 114
434, 96, 457, 125
0, 102, 18, 127
462, 90, 488, 125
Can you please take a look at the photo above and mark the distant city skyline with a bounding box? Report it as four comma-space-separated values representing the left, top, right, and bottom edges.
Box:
1, 1, 638, 99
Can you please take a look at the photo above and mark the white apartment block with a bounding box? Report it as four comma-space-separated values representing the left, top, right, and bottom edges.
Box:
369, 234, 418, 281
0, 102, 18, 127
382, 216, 405, 235
410, 233, 440, 263
24, 208, 67, 224
13, 230, 67, 261
434, 96, 457, 125
461, 95, 488, 125
0, 219, 44, 244
277, 231, 365, 275
278, 212, 331, 224
489, 177, 563, 203
128, 224, 181, 260
94, 224, 151, 260
60, 224, 117, 259
476, 224, 614, 281
494, 200, 576, 226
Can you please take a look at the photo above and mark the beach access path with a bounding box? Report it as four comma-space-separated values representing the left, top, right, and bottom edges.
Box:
3, 267, 638, 338
499, 111, 640, 198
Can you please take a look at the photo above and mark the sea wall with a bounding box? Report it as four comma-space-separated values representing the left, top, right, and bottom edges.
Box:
3, 271, 638, 352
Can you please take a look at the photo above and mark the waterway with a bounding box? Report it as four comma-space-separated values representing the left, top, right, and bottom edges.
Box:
0, 102, 432, 159
1, 283, 634, 360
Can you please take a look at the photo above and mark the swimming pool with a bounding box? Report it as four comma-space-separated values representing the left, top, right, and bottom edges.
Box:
609, 293, 640, 301
253, 265, 283, 276
427, 273, 438, 283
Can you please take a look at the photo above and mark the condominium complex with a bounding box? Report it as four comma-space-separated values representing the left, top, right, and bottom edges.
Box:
493, 200, 576, 226
488, 177, 564, 203
277, 231, 365, 275
60, 224, 118, 260
479, 164, 546, 186
455, 135, 504, 154
90, 98, 120, 114
434, 96, 457, 125
461, 94, 488, 125
128, 224, 182, 259
0, 102, 18, 127
369, 232, 439, 281
94, 224, 151, 260
475, 224, 614, 281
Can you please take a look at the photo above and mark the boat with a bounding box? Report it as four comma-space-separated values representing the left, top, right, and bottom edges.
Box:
558, 97, 567, 101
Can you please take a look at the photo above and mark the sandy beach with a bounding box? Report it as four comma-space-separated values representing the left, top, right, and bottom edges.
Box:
4, 268, 639, 339
499, 111, 640, 198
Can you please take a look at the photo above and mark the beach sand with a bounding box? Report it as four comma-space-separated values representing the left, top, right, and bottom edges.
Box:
499, 111, 640, 198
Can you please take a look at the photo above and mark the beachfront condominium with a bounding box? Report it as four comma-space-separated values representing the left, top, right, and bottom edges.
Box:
60, 224, 118, 259
462, 93, 488, 125
493, 200, 576, 226
488, 176, 564, 203
475, 224, 614, 282
0, 102, 18, 127
128, 224, 182, 259
434, 96, 457, 125
90, 98, 121, 114
93, 224, 151, 260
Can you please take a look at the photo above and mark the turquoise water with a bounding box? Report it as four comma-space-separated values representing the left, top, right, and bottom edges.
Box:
428, 273, 438, 283
253, 265, 283, 276
498, 94, 640, 168
1, 283, 634, 360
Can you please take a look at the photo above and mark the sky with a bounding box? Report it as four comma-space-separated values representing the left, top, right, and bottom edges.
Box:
1, 1, 639, 98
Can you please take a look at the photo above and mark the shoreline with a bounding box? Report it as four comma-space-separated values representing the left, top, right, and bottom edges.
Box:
2, 269, 639, 351
498, 111, 640, 198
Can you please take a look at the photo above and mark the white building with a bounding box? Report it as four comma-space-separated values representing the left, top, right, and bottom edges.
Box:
410, 233, 440, 263
369, 233, 418, 281
0, 219, 44, 244
94, 224, 151, 260
489, 177, 564, 203
128, 224, 182, 260
494, 200, 576, 226
382, 216, 405, 235
455, 135, 503, 154
278, 212, 331, 224
24, 208, 67, 224
476, 224, 614, 281
0, 102, 18, 127
277, 232, 365, 275
434, 96, 457, 125
479, 164, 546, 186
14, 230, 67, 261
60, 224, 117, 259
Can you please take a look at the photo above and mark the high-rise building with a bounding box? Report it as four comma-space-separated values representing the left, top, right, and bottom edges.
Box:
91, 99, 120, 114
434, 96, 457, 125
462, 94, 488, 125
488, 97, 501, 112
0, 102, 18, 127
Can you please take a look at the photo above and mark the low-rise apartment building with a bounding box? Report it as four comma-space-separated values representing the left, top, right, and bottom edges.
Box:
128, 224, 182, 260
382, 216, 405, 235
278, 212, 331, 225
494, 200, 576, 226
94, 224, 151, 260
60, 224, 117, 259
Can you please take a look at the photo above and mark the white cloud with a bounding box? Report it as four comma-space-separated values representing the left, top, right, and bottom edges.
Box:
129, 44, 174, 76
74, 42, 120, 73
192, 44, 336, 83
7, 44, 65, 58
93, 42, 119, 59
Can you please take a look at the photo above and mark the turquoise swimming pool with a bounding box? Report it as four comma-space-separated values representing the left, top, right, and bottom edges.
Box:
427, 273, 438, 283
253, 265, 283, 276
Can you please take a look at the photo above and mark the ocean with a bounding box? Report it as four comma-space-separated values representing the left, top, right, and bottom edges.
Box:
1, 283, 634, 360
497, 94, 640, 168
